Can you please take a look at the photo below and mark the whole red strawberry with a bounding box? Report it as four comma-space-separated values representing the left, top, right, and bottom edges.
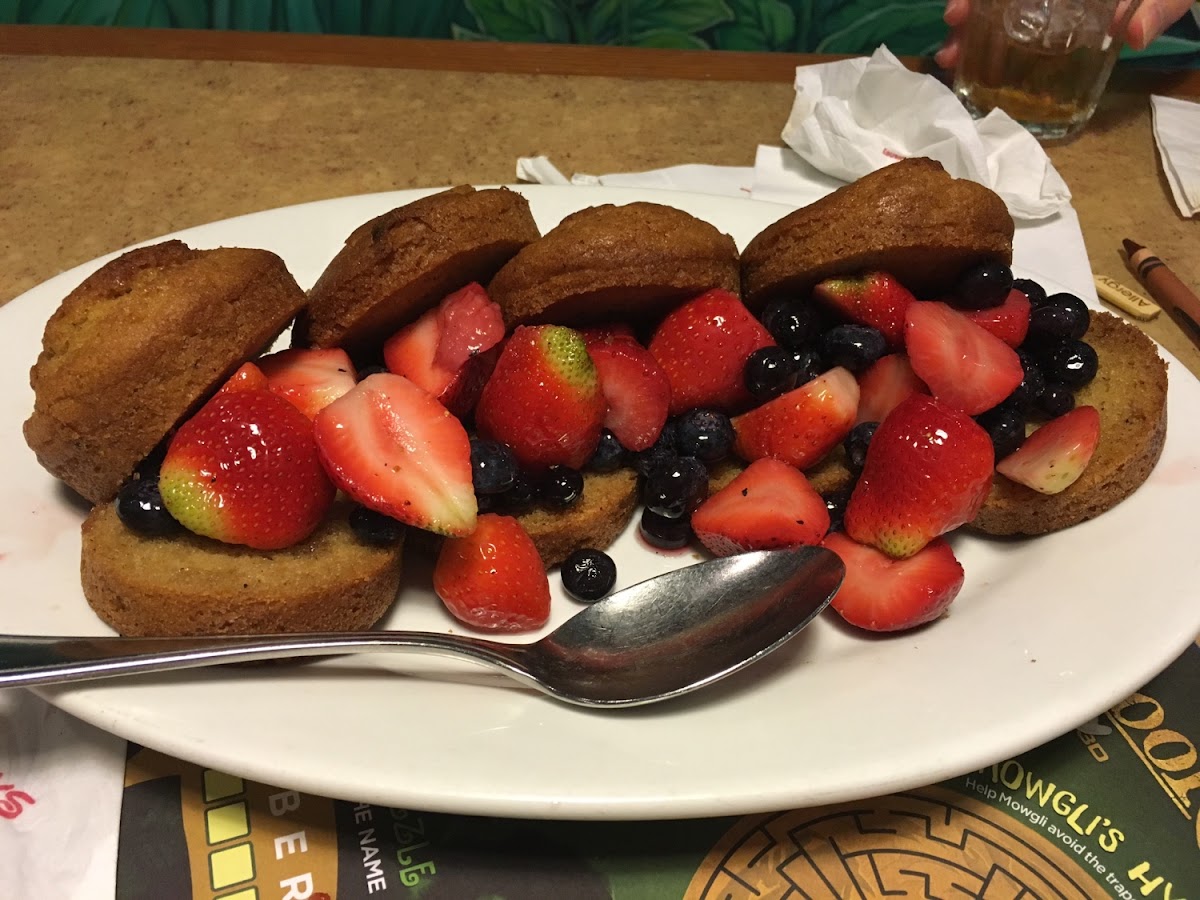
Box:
844, 393, 994, 559
433, 513, 551, 632
813, 272, 915, 347
649, 289, 775, 415
159, 389, 335, 550
475, 325, 605, 469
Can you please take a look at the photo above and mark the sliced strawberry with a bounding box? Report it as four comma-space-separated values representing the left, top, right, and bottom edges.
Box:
961, 288, 1031, 348
649, 289, 776, 415
257, 347, 357, 420
583, 331, 671, 451
475, 325, 605, 469
692, 458, 830, 556
579, 323, 638, 345
218, 361, 269, 394
844, 393, 994, 559
159, 389, 335, 550
855, 353, 928, 425
904, 301, 1024, 415
433, 283, 507, 372
996, 405, 1100, 494
383, 283, 505, 417
822, 532, 964, 632
433, 513, 550, 632
313, 372, 477, 536
813, 272, 915, 346
732, 367, 859, 470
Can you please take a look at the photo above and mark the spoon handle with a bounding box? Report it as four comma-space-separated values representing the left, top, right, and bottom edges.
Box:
0, 631, 533, 689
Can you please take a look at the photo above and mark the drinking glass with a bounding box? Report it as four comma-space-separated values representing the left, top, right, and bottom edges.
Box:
952, 0, 1143, 140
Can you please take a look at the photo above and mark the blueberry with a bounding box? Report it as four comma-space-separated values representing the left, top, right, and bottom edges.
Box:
822, 487, 853, 533
954, 260, 1014, 310
673, 409, 734, 462
588, 429, 630, 473
349, 506, 406, 545
115, 476, 180, 537
635, 423, 679, 478
469, 438, 517, 495
1031, 292, 1090, 340
1011, 278, 1048, 307
498, 469, 538, 513
643, 456, 708, 519
819, 325, 886, 374
744, 346, 798, 400
561, 548, 617, 602
760, 299, 822, 349
640, 508, 692, 549
1038, 381, 1077, 417
975, 406, 1026, 461
1004, 352, 1046, 412
539, 466, 584, 508
1039, 339, 1098, 389
844, 422, 878, 475
788, 347, 824, 384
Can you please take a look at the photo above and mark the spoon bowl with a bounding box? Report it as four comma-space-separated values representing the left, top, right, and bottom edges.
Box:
0, 546, 843, 708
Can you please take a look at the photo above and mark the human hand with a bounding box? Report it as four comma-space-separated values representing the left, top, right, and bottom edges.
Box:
935, 0, 1196, 69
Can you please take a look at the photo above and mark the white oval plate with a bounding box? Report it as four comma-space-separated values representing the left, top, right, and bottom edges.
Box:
3, 185, 1199, 820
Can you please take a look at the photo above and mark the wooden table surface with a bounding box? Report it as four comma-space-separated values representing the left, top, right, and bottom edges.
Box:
2, 24, 1198, 370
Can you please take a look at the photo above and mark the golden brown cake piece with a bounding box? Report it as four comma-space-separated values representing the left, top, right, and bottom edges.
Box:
741, 158, 1014, 308
488, 202, 740, 327
295, 185, 539, 355
81, 501, 405, 636
517, 468, 640, 568
971, 311, 1168, 536
24, 240, 306, 505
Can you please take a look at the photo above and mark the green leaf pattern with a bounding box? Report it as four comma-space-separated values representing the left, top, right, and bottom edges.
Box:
2, 0, 1198, 60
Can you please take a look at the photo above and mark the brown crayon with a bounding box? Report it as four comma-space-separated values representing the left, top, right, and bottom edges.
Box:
1123, 239, 1200, 346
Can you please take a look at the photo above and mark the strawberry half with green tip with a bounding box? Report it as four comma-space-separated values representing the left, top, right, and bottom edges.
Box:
813, 272, 916, 347
314, 372, 477, 536
433, 513, 550, 632
159, 389, 335, 550
732, 366, 859, 470
905, 301, 1024, 415
258, 347, 357, 420
383, 282, 505, 417
996, 405, 1100, 494
844, 393, 993, 559
583, 330, 671, 452
475, 325, 605, 469
649, 289, 775, 415
692, 458, 830, 556
823, 532, 964, 632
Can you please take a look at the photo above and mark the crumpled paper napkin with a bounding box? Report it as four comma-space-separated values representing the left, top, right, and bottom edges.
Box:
1150, 94, 1200, 217
1, 689, 125, 900
782, 46, 1072, 221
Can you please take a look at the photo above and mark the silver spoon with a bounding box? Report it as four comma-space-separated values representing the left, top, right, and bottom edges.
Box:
0, 546, 843, 708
